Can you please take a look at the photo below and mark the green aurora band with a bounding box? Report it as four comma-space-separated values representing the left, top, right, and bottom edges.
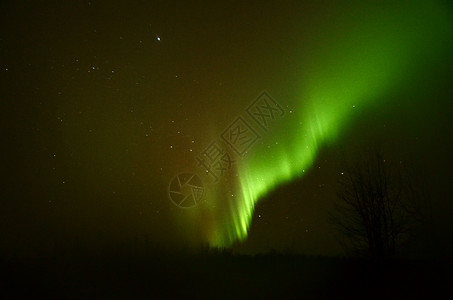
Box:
205, 1, 452, 247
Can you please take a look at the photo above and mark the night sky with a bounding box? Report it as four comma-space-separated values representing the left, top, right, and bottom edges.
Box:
2, 1, 452, 257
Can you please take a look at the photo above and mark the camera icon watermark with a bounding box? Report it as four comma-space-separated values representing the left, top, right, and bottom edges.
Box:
168, 173, 204, 209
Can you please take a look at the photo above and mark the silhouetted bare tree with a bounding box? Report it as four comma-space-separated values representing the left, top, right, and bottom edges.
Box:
332, 148, 416, 259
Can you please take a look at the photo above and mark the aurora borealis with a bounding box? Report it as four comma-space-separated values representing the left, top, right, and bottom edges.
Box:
2, 0, 453, 257
190, 1, 452, 247
3, 1, 453, 297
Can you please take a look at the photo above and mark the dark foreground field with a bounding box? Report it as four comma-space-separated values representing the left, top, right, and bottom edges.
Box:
1, 251, 451, 299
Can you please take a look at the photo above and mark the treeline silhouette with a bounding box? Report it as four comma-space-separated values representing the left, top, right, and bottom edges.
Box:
1, 239, 451, 299
331, 146, 433, 261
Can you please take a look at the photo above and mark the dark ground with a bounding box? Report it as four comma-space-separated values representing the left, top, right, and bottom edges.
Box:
1, 248, 451, 299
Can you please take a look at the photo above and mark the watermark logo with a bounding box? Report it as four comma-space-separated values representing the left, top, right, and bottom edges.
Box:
168, 90, 286, 208
221, 116, 260, 157
196, 141, 235, 183
247, 91, 285, 131
168, 173, 204, 208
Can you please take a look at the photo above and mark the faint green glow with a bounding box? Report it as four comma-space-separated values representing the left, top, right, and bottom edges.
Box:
207, 1, 451, 247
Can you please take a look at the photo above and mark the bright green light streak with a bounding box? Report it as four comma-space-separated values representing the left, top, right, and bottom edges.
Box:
207, 1, 451, 247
